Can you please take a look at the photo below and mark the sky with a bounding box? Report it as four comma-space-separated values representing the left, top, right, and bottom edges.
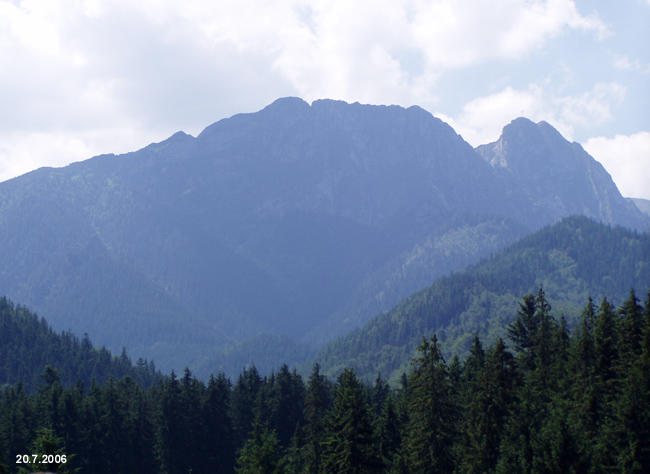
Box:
1, 0, 649, 198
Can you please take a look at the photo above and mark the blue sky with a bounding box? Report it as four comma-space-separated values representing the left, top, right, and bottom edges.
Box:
1, 0, 648, 197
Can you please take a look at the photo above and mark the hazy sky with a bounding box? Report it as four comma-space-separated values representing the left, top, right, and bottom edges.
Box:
2, 0, 649, 198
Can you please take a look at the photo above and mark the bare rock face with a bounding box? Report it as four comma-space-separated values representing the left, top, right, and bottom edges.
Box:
476, 117, 649, 230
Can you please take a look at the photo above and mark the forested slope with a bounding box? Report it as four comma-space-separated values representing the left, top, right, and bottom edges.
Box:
1, 291, 648, 473
0, 297, 159, 392
315, 216, 650, 381
0, 99, 646, 376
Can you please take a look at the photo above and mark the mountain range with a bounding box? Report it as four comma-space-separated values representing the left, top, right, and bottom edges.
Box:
0, 97, 646, 375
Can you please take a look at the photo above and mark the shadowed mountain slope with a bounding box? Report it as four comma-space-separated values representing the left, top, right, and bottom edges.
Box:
0, 99, 646, 375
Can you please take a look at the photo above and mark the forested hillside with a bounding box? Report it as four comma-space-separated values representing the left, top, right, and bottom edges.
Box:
1, 291, 648, 473
0, 98, 646, 375
0, 297, 159, 392
315, 216, 650, 381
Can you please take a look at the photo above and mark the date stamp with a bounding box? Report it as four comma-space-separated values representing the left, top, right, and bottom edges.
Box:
16, 453, 67, 465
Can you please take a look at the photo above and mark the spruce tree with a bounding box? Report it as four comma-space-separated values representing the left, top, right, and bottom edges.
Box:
321, 368, 381, 473
270, 364, 304, 448
568, 297, 600, 469
376, 395, 402, 470
612, 290, 650, 472
618, 289, 644, 368
203, 373, 234, 473
404, 335, 456, 473
460, 338, 514, 473
301, 363, 331, 473
236, 418, 283, 474
507, 293, 538, 370
592, 297, 622, 471
231, 366, 262, 450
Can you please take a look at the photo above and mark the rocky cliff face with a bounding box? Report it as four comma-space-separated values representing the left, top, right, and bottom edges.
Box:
476, 117, 649, 230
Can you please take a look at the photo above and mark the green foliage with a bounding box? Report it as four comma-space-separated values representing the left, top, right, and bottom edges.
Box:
0, 297, 159, 392
236, 420, 283, 474
1, 289, 649, 472
404, 335, 457, 473
315, 216, 650, 381
321, 369, 382, 473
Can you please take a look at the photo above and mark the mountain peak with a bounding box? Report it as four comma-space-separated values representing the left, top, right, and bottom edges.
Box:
476, 116, 649, 230
507, 116, 537, 127
501, 117, 565, 143
263, 96, 310, 111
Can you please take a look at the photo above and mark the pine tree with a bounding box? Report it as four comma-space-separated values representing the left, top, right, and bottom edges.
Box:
156, 371, 187, 474
321, 368, 381, 473
404, 335, 457, 473
460, 338, 514, 473
592, 297, 622, 471
236, 418, 283, 474
203, 373, 234, 473
376, 395, 402, 471
568, 297, 600, 469
612, 290, 650, 472
507, 293, 538, 370
594, 297, 619, 395
231, 366, 262, 450
301, 363, 331, 473
270, 364, 305, 448
618, 289, 644, 368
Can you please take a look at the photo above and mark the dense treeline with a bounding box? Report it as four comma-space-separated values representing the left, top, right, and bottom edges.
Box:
0, 297, 159, 392
316, 216, 650, 381
1, 289, 649, 472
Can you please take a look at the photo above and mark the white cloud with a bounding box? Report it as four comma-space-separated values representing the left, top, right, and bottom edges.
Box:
446, 82, 626, 146
613, 54, 650, 74
584, 132, 650, 199
556, 82, 626, 129
410, 0, 607, 68
0, 127, 158, 182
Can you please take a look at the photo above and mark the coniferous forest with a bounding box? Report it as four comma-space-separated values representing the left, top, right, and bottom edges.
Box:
1, 289, 649, 473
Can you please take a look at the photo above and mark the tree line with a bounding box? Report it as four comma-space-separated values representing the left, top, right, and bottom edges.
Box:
0, 297, 160, 393
315, 216, 650, 382
1, 288, 649, 472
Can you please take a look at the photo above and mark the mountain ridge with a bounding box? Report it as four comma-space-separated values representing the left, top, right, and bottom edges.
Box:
0, 98, 646, 375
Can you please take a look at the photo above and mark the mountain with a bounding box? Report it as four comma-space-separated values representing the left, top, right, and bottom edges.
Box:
630, 197, 650, 217
314, 216, 650, 382
0, 99, 647, 375
0, 297, 159, 392
476, 117, 646, 229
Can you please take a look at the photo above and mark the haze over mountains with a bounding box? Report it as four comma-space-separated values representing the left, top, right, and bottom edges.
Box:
0, 98, 646, 375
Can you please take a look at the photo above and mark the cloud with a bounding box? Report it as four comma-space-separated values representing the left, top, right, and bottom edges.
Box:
445, 82, 626, 146
0, 127, 153, 182
613, 54, 650, 74
409, 0, 607, 68
584, 132, 650, 199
